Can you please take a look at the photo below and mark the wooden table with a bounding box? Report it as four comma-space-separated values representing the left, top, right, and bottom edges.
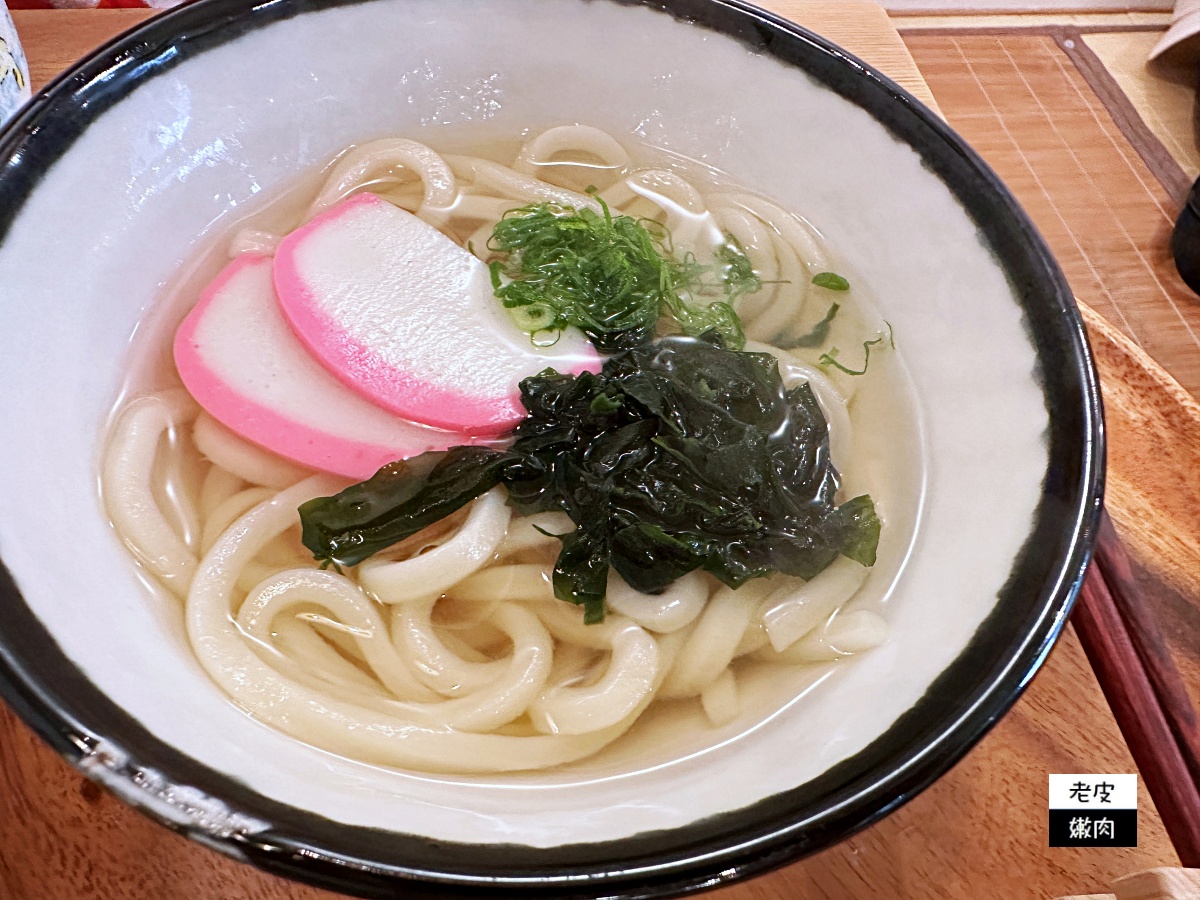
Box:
2, 4, 1197, 899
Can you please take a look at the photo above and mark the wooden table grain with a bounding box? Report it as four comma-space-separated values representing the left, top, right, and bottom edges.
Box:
0, 5, 1191, 900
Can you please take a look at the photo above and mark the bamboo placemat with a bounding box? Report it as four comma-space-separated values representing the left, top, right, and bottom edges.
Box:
897, 10, 1171, 27
904, 29, 1200, 399
1083, 30, 1200, 179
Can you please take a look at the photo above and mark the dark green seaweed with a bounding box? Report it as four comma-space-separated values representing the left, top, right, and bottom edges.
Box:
299, 333, 879, 621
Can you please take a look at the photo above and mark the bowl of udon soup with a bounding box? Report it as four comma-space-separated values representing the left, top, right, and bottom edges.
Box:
0, 0, 1100, 895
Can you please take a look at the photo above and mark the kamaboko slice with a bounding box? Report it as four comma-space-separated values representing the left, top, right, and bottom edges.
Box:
273, 193, 600, 435
174, 254, 479, 479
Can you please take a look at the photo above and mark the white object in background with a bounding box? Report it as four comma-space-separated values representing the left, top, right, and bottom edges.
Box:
0, 4, 30, 125
1151, 0, 1200, 61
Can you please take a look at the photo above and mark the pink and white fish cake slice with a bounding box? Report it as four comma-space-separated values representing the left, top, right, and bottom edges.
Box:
174, 254, 478, 480
273, 192, 601, 435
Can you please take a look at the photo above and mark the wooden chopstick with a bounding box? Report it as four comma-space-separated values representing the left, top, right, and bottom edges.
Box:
1093, 510, 1200, 791
1072, 513, 1200, 866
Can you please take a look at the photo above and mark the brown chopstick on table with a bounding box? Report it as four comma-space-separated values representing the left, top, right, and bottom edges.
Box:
1073, 508, 1200, 866
1094, 511, 1200, 789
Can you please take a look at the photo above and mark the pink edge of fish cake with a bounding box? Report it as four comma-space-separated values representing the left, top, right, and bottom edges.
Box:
174, 254, 481, 480
273, 192, 601, 436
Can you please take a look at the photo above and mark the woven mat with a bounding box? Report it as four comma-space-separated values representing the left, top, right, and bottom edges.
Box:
903, 26, 1200, 400
1085, 30, 1200, 178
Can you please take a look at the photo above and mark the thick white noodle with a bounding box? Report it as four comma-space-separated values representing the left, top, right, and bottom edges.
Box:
528, 616, 659, 735
624, 169, 723, 250
660, 579, 774, 699
700, 669, 739, 727
711, 203, 779, 323
732, 620, 771, 658
228, 228, 281, 257
270, 617, 387, 696
358, 489, 512, 603
243, 571, 553, 731
103, 391, 199, 595
605, 570, 709, 633
193, 413, 312, 489
309, 139, 458, 220
238, 568, 440, 702
495, 511, 574, 556
391, 597, 509, 697
743, 235, 808, 343
450, 194, 518, 226
377, 181, 427, 214
200, 487, 274, 553
710, 191, 834, 345
464, 221, 498, 259
444, 155, 602, 213
770, 609, 889, 665
451, 563, 555, 604
308, 611, 375, 664
761, 557, 870, 653
198, 466, 244, 522
532, 601, 634, 650
713, 191, 829, 276
186, 478, 643, 771
514, 125, 631, 183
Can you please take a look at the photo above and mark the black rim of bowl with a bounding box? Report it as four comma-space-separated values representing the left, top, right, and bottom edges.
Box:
0, 0, 1103, 897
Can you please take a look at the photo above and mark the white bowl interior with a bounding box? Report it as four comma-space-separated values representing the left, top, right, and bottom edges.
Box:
0, 0, 1046, 847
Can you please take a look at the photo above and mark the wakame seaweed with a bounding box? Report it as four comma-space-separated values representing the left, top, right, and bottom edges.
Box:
487, 198, 752, 352
299, 333, 880, 623
298, 447, 512, 569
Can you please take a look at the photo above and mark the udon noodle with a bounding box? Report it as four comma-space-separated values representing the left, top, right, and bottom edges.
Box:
101, 125, 891, 774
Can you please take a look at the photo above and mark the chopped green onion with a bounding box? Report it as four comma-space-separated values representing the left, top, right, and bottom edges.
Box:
487, 200, 756, 352
792, 302, 840, 349
819, 325, 894, 376
509, 303, 556, 333
812, 272, 850, 291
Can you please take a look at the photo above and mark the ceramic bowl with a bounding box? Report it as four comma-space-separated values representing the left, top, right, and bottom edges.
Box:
0, 0, 1101, 896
